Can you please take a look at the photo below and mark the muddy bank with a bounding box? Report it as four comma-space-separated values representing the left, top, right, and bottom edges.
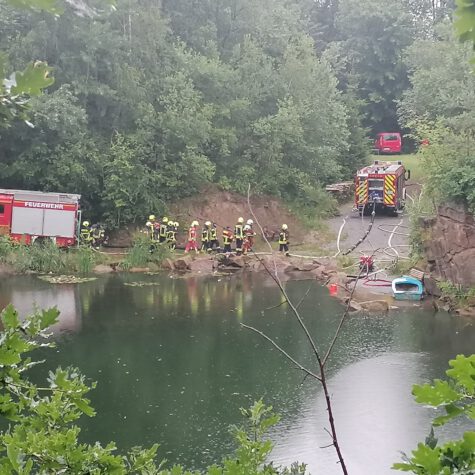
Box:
97, 252, 427, 314
108, 187, 328, 249
0, 250, 444, 315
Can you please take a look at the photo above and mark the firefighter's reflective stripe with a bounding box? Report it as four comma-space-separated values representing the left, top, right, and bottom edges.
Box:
356, 181, 368, 204
384, 175, 396, 205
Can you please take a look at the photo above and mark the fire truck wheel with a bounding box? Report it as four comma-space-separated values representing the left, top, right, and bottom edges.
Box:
387, 208, 398, 217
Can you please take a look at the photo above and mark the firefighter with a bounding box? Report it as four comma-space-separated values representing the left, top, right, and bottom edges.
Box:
80, 221, 93, 246
222, 226, 233, 253
159, 217, 169, 243
234, 217, 244, 255
201, 221, 211, 253
279, 224, 290, 256
146, 215, 158, 242
242, 224, 256, 254
245, 219, 256, 252
209, 222, 221, 252
185, 221, 199, 253
91, 223, 106, 249
167, 221, 178, 251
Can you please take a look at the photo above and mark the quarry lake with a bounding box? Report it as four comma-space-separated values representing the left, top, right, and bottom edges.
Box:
1, 273, 474, 474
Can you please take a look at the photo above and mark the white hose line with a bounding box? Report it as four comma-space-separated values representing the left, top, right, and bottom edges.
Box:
333, 216, 347, 258
388, 219, 403, 260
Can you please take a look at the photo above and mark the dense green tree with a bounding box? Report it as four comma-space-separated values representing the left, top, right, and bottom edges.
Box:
398, 23, 475, 131
334, 0, 415, 132
0, 0, 370, 226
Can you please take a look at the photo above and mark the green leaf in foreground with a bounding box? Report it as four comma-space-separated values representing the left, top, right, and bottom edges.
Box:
6, 0, 63, 14
10, 62, 54, 96
393, 354, 475, 473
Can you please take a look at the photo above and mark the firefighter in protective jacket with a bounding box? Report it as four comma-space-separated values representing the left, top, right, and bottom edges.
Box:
80, 221, 93, 246
159, 217, 169, 243
201, 221, 211, 253
167, 222, 178, 250
146, 215, 158, 242
185, 221, 199, 253
222, 226, 233, 253
91, 223, 106, 248
279, 224, 290, 256
244, 219, 256, 253
234, 217, 244, 255
209, 223, 220, 252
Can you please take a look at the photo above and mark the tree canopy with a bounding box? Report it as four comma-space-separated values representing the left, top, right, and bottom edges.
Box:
0, 0, 467, 224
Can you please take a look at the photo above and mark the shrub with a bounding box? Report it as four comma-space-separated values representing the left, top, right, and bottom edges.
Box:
121, 233, 171, 270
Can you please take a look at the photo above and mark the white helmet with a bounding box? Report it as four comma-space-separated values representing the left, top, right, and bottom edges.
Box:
244, 224, 251, 230
247, 219, 253, 225
192, 220, 199, 226
282, 224, 288, 230
146, 221, 152, 227
205, 221, 211, 226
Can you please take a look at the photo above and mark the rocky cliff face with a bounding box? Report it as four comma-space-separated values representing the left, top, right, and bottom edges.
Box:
422, 203, 475, 286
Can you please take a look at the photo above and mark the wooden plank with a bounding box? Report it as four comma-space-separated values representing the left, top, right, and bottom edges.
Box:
409, 268, 425, 281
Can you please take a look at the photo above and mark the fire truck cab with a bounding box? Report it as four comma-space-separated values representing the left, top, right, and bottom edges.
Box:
0, 189, 81, 247
354, 160, 409, 216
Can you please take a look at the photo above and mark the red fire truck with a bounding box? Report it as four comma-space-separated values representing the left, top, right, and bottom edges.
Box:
0, 189, 81, 247
354, 160, 410, 216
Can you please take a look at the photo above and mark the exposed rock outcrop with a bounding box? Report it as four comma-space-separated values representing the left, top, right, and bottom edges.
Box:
422, 203, 475, 286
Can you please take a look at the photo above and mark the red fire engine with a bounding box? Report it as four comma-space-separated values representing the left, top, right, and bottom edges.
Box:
0, 189, 81, 247
354, 160, 410, 216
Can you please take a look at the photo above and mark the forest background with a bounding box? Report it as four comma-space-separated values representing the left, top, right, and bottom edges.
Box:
1, 0, 474, 226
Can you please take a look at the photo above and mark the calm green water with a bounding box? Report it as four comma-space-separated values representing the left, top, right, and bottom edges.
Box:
1, 273, 474, 474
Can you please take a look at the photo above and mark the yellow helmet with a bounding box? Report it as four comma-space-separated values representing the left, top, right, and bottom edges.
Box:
149, 215, 156, 221
238, 217, 244, 223
282, 224, 288, 230
83, 221, 90, 227
192, 220, 199, 226
162, 217, 169, 223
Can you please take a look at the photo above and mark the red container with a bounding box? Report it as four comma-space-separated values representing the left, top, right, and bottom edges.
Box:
329, 283, 338, 296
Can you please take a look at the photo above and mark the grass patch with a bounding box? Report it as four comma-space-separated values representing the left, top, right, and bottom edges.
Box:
120, 234, 171, 270
438, 281, 475, 307
336, 254, 357, 270
0, 237, 101, 274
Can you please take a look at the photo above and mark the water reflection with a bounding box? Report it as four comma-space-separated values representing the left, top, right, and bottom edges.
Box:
0, 278, 83, 334
0, 274, 474, 473
271, 353, 431, 475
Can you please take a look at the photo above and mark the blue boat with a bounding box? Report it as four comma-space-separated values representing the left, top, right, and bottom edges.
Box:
391, 276, 424, 301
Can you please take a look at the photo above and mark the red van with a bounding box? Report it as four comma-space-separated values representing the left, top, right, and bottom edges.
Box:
374, 132, 402, 154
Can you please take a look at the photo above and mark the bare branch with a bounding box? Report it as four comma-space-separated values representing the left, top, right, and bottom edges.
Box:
247, 186, 322, 362
322, 263, 367, 367
244, 184, 349, 475
241, 323, 322, 382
